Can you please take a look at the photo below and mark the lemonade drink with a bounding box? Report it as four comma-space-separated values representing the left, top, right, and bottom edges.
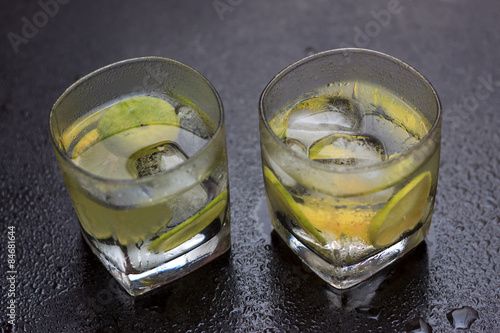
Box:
58, 94, 229, 293
63, 94, 227, 245
260, 52, 441, 289
50, 57, 230, 296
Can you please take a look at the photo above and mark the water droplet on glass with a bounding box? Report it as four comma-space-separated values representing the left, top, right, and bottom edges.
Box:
446, 306, 479, 329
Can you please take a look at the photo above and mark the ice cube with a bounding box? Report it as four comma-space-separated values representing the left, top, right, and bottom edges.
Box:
283, 138, 308, 157
309, 134, 387, 167
176, 105, 212, 139
362, 113, 420, 156
286, 97, 361, 148
131, 142, 187, 177
170, 178, 209, 225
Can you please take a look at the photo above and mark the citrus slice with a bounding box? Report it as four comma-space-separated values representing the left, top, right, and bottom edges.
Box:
372, 89, 429, 140
263, 166, 326, 245
97, 96, 180, 156
148, 190, 228, 252
369, 171, 431, 248
71, 129, 99, 158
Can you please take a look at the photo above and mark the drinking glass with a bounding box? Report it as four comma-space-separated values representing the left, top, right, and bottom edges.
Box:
259, 48, 441, 288
49, 57, 230, 296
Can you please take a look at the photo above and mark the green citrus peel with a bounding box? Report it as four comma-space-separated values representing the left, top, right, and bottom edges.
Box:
263, 166, 326, 245
148, 190, 228, 252
97, 96, 178, 138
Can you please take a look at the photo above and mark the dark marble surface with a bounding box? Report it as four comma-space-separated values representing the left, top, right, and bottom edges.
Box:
1, 1, 499, 332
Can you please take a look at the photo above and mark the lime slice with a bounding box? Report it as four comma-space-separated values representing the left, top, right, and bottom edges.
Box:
72, 134, 131, 179
71, 129, 99, 158
263, 167, 326, 245
148, 190, 228, 252
97, 96, 180, 156
369, 171, 431, 248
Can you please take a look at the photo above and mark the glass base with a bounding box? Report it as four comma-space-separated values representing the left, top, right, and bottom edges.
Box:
83, 221, 231, 296
273, 221, 427, 289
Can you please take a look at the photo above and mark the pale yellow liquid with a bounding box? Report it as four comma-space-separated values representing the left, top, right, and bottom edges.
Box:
61, 95, 225, 257
264, 81, 438, 262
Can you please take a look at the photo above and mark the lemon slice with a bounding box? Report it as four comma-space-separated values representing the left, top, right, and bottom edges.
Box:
148, 190, 228, 252
369, 171, 431, 248
372, 89, 430, 140
263, 167, 326, 245
97, 96, 180, 156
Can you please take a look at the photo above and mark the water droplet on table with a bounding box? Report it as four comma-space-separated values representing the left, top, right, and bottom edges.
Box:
406, 317, 433, 333
446, 306, 479, 329
355, 306, 382, 320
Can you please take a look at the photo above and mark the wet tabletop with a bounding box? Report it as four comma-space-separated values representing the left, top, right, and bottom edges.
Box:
1, 1, 499, 332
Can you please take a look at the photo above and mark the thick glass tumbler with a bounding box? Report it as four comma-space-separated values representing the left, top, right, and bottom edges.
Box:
50, 57, 230, 296
259, 48, 441, 288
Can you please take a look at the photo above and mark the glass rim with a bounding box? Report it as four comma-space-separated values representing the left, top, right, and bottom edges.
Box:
258, 47, 442, 173
49, 56, 225, 184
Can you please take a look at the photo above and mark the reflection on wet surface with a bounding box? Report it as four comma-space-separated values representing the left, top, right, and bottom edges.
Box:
269, 228, 431, 331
